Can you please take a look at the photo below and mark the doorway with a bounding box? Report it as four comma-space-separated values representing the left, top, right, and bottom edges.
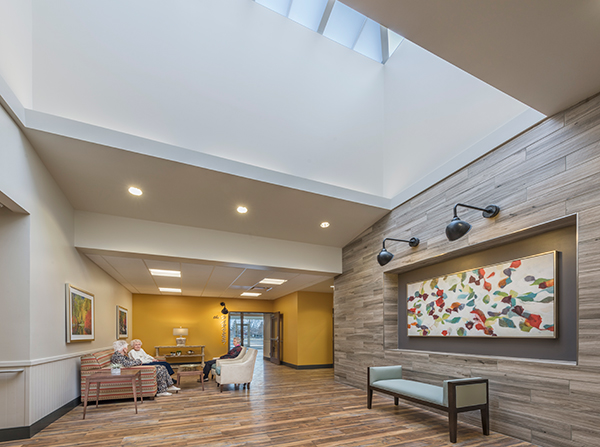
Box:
228, 312, 281, 362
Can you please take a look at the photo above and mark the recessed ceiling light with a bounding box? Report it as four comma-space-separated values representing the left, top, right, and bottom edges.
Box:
330, 285, 335, 289
128, 186, 143, 196
259, 278, 287, 285
320, 222, 330, 228
149, 269, 181, 277
241, 292, 262, 297
159, 287, 181, 293
237, 206, 248, 214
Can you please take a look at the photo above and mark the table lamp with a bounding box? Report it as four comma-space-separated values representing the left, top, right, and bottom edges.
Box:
173, 327, 188, 346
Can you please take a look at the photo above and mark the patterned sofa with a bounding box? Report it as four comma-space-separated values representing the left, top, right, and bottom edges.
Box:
80, 349, 158, 400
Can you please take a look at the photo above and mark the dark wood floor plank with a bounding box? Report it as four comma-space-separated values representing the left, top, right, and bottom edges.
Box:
0, 360, 535, 446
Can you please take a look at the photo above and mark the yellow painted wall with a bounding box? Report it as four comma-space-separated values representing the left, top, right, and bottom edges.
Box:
297, 292, 333, 365
273, 292, 298, 366
272, 291, 333, 367
132, 295, 273, 359
133, 291, 332, 367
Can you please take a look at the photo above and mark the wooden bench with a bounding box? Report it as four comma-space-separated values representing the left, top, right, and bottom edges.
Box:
367, 366, 489, 443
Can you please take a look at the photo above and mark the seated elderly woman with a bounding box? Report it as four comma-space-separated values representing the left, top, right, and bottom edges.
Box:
128, 339, 175, 376
111, 340, 180, 397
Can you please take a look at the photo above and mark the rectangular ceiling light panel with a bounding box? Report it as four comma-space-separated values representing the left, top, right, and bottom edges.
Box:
259, 278, 288, 285
241, 292, 262, 297
159, 287, 182, 293
150, 269, 181, 277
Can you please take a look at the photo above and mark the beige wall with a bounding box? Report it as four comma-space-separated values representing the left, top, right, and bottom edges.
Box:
0, 103, 132, 428
0, 208, 30, 362
335, 93, 600, 447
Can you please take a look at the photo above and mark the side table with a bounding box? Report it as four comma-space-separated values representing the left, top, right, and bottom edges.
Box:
83, 370, 142, 419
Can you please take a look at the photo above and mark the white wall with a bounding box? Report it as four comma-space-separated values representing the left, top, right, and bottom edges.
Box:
0, 208, 30, 362
31, 0, 386, 196
382, 40, 534, 200
74, 211, 342, 274
0, 103, 132, 426
0, 0, 32, 108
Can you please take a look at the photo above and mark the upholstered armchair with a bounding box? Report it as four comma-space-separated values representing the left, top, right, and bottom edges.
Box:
214, 348, 258, 392
210, 346, 247, 379
214, 346, 247, 365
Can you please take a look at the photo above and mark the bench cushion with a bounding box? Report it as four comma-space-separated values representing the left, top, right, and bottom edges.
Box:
372, 379, 444, 407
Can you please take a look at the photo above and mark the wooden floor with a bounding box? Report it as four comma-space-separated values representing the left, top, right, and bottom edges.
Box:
1, 360, 535, 447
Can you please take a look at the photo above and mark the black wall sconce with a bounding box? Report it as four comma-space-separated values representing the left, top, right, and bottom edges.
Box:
377, 237, 420, 266
220, 302, 229, 315
445, 203, 500, 241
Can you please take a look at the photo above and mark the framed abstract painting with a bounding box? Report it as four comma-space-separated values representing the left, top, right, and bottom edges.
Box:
66, 284, 95, 342
117, 306, 128, 339
407, 251, 557, 338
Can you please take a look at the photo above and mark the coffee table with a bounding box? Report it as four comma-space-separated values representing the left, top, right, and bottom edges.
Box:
82, 370, 142, 419
176, 364, 204, 391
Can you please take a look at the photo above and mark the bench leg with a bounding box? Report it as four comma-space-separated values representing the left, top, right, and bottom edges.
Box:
367, 388, 373, 409
448, 409, 458, 443
394, 397, 399, 406
481, 404, 490, 435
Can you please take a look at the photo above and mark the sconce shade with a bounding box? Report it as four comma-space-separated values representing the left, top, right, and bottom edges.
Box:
377, 248, 394, 266
445, 216, 472, 241
173, 327, 188, 336
377, 237, 419, 266
446, 203, 500, 241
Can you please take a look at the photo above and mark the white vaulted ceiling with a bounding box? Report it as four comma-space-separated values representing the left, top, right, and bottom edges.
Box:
2, 0, 599, 297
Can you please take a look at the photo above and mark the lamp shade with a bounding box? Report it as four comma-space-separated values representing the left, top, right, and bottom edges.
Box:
173, 327, 188, 336
445, 217, 472, 241
377, 248, 394, 266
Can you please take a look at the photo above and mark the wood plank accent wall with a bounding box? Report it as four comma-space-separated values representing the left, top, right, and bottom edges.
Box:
335, 93, 600, 447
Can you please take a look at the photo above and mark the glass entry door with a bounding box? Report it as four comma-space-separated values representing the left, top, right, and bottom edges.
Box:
228, 312, 265, 356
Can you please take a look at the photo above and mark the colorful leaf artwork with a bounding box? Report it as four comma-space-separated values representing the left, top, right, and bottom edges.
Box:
118, 310, 127, 335
406, 252, 556, 338
71, 293, 92, 335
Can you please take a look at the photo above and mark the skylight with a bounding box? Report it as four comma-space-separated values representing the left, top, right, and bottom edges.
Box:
253, 0, 404, 63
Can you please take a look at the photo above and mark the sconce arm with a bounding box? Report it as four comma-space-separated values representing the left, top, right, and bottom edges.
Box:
382, 237, 420, 249
453, 203, 499, 219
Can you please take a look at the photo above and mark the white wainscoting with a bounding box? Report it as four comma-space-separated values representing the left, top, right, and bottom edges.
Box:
0, 369, 27, 429
27, 356, 80, 425
0, 355, 82, 430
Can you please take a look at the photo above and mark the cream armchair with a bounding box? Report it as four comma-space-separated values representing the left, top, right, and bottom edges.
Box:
215, 348, 258, 392
214, 346, 247, 364
210, 346, 247, 379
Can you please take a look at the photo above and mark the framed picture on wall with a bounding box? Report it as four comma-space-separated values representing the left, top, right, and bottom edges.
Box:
406, 251, 557, 338
117, 306, 128, 339
66, 284, 95, 343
